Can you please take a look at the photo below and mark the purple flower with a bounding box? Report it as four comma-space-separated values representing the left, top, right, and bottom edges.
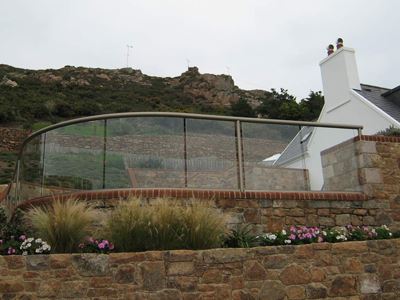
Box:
289, 234, 296, 240
19, 235, 26, 241
7, 247, 16, 255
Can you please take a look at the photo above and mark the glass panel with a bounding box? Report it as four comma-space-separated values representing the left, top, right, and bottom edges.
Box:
43, 121, 105, 193
186, 119, 238, 189
242, 123, 305, 190
105, 117, 184, 188
19, 135, 45, 201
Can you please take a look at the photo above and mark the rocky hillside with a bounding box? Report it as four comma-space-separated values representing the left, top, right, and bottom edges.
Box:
0, 64, 269, 127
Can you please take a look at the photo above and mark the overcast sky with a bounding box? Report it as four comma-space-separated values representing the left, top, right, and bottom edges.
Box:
1, 0, 399, 99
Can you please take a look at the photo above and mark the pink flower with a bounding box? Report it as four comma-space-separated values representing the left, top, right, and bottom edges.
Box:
19, 235, 26, 241
109, 243, 114, 250
7, 247, 16, 255
78, 243, 85, 249
289, 234, 296, 240
318, 236, 324, 243
98, 242, 105, 249
0, 239, 3, 244
290, 226, 296, 233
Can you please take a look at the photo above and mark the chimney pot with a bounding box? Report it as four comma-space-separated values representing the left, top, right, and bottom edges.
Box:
327, 44, 335, 56
336, 38, 344, 49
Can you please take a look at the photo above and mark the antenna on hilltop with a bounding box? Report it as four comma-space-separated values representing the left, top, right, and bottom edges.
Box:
186, 58, 190, 69
126, 44, 133, 67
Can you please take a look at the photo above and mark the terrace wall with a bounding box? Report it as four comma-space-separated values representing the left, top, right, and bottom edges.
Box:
1, 239, 399, 299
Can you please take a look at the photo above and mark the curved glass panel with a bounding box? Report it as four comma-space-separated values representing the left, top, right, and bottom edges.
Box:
4, 113, 362, 209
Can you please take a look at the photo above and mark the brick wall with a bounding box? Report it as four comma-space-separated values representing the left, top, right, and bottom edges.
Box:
0, 239, 399, 299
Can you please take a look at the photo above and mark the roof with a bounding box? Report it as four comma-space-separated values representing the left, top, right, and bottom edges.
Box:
354, 84, 400, 123
274, 126, 313, 166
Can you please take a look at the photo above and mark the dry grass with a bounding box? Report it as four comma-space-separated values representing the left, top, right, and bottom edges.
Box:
26, 199, 98, 253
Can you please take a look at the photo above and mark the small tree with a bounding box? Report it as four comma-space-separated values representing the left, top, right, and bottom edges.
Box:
230, 98, 255, 117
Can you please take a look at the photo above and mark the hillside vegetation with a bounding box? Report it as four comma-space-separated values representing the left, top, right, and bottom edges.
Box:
0, 64, 323, 185
0, 64, 323, 128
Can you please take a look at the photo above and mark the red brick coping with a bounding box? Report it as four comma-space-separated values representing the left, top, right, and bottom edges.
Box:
356, 134, 400, 143
15, 188, 368, 210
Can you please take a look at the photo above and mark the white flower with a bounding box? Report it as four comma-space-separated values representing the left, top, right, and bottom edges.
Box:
322, 231, 327, 236
27, 238, 34, 243
281, 230, 287, 235
27, 243, 32, 248
35, 248, 40, 253
22, 251, 27, 256
35, 238, 42, 243
267, 234, 277, 240
284, 239, 291, 244
389, 232, 393, 236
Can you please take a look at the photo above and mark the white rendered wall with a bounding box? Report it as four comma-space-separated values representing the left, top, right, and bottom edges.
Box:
283, 47, 400, 190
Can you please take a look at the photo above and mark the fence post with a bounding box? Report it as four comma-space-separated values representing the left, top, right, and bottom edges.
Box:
183, 118, 188, 188
236, 120, 245, 192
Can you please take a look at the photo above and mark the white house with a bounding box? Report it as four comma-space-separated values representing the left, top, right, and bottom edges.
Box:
275, 45, 400, 190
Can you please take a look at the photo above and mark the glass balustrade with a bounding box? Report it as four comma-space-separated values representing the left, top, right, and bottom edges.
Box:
4, 113, 362, 208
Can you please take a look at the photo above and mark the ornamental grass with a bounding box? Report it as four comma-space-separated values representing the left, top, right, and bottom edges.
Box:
105, 198, 227, 252
26, 199, 98, 253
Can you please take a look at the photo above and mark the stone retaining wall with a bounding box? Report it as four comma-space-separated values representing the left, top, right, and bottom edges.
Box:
0, 127, 29, 152
0, 239, 399, 299
15, 189, 381, 234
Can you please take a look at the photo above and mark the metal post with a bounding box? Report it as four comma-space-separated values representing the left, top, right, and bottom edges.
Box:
40, 133, 47, 196
183, 118, 188, 188
357, 128, 363, 138
102, 120, 107, 189
236, 120, 245, 192
15, 160, 20, 204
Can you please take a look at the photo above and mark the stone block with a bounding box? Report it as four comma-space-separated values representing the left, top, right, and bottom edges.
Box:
279, 264, 310, 285
0, 280, 25, 293
72, 254, 109, 276
306, 283, 327, 299
329, 275, 357, 296
336, 214, 351, 226
26, 255, 49, 271
286, 285, 305, 300
140, 261, 166, 291
243, 260, 266, 281
114, 265, 136, 284
167, 262, 195, 276
258, 281, 286, 300
360, 274, 381, 294
50, 254, 71, 269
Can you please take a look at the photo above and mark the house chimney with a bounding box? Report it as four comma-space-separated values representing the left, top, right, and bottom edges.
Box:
319, 45, 361, 108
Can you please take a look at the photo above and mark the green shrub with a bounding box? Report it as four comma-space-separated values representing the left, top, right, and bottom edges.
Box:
26, 199, 98, 253
105, 198, 227, 252
224, 224, 259, 248
376, 126, 400, 137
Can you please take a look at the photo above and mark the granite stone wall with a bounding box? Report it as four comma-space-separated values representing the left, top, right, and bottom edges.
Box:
0, 239, 399, 299
321, 135, 400, 230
